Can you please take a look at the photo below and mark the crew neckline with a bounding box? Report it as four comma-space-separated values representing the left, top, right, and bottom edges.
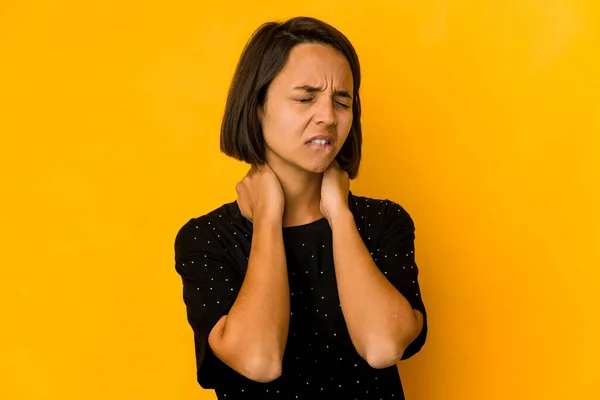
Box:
282, 216, 330, 236
229, 191, 355, 236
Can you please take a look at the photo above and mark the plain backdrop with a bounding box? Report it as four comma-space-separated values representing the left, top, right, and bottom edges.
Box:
1, 1, 599, 399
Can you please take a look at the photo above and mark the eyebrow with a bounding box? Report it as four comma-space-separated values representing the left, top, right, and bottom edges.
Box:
293, 85, 353, 99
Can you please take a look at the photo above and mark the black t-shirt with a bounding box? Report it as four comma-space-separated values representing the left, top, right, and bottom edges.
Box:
174, 192, 427, 400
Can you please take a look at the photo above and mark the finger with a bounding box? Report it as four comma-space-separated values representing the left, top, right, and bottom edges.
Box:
238, 179, 251, 194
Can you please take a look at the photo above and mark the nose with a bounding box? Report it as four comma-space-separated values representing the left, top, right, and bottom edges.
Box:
314, 97, 337, 127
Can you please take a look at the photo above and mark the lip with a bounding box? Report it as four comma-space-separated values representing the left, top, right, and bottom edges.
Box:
305, 134, 335, 145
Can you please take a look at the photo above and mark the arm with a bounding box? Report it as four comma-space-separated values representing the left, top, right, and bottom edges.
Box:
208, 217, 289, 382
330, 209, 424, 369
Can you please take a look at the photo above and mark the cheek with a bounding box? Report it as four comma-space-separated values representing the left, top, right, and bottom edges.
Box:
264, 106, 306, 140
337, 114, 354, 142
262, 108, 283, 142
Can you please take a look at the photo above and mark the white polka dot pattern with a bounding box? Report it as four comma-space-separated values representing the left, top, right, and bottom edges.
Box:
174, 192, 426, 399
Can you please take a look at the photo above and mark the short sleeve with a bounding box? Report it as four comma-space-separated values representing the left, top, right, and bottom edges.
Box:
374, 203, 428, 360
174, 218, 242, 385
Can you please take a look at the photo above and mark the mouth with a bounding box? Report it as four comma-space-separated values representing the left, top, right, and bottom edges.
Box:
308, 139, 332, 145
306, 139, 334, 151
305, 135, 335, 148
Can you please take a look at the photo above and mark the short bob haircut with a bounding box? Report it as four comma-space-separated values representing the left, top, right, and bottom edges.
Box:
220, 16, 362, 179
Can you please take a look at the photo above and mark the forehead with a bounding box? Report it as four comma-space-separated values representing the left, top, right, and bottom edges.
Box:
273, 43, 353, 91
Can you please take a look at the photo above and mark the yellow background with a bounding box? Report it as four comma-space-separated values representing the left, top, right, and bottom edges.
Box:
1, 1, 599, 399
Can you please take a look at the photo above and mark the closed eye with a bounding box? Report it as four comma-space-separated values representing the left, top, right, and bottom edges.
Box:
298, 98, 350, 109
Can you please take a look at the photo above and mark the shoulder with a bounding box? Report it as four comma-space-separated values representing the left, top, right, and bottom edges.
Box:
348, 192, 416, 245
349, 192, 413, 225
174, 200, 241, 246
174, 201, 247, 279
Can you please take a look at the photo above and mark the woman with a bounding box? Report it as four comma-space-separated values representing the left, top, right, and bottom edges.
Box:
175, 16, 427, 400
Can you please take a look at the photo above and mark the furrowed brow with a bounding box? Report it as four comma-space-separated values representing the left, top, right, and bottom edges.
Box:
294, 85, 352, 99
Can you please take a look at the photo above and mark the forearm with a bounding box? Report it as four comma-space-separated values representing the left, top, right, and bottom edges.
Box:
330, 210, 423, 368
211, 218, 289, 378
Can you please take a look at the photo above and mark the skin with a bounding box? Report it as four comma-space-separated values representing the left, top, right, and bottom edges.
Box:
208, 43, 424, 382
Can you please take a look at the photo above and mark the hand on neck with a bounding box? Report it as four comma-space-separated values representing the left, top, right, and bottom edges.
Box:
266, 159, 326, 228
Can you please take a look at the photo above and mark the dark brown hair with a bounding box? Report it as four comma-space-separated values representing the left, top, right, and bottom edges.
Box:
220, 16, 362, 179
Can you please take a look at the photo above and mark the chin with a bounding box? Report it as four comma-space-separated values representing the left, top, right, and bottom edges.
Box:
301, 161, 332, 174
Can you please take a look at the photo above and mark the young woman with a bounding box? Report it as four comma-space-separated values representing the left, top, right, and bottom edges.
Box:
175, 16, 427, 400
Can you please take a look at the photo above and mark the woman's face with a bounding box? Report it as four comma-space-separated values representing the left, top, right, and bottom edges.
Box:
259, 43, 354, 175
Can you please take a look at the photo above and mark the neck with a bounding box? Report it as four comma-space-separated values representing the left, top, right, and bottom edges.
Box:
268, 160, 324, 227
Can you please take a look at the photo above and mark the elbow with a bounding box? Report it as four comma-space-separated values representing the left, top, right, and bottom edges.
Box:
364, 323, 422, 369
209, 317, 283, 383
365, 344, 404, 369
240, 356, 283, 383
364, 311, 425, 369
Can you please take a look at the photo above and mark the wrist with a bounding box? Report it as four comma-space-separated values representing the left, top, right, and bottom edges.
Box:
254, 215, 283, 231
327, 207, 354, 230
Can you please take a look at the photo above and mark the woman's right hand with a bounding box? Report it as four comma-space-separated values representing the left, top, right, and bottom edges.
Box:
236, 164, 284, 223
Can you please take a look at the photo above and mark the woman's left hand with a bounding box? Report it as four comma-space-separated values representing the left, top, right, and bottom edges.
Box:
320, 160, 350, 221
